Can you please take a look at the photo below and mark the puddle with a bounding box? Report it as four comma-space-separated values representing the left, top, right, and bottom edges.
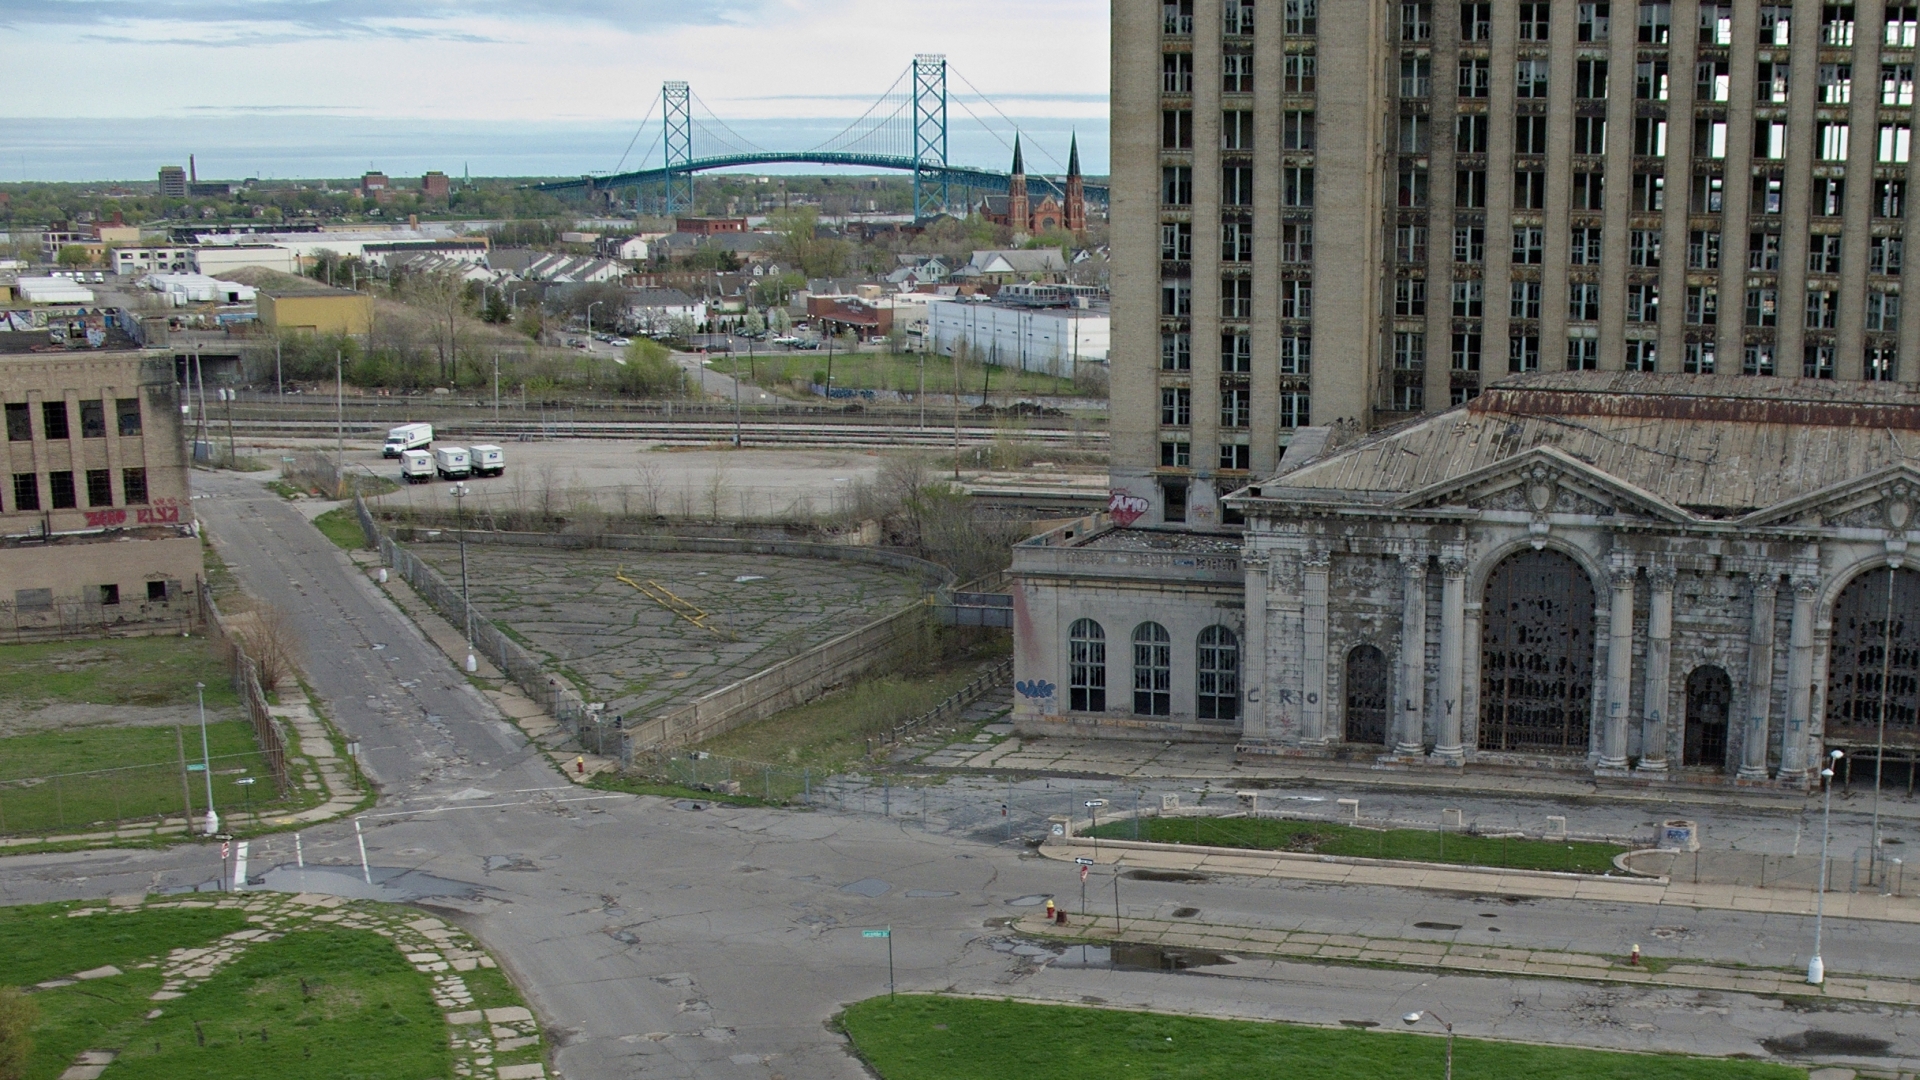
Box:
1125, 869, 1208, 883
840, 878, 891, 898
254, 863, 480, 902
482, 855, 538, 874
1339, 1020, 1379, 1029
1005, 894, 1054, 907
1761, 1031, 1893, 1057
905, 890, 958, 898
1479, 912, 1499, 918
1171, 907, 1200, 918
1413, 922, 1462, 930
673, 801, 708, 812
1486, 926, 1502, 933
1052, 944, 1234, 971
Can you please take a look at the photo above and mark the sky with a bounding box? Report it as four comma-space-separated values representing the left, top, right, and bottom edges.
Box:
0, 0, 1111, 182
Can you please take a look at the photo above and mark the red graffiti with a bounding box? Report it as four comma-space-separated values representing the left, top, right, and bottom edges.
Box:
85, 509, 128, 527
135, 499, 180, 525
1108, 490, 1150, 527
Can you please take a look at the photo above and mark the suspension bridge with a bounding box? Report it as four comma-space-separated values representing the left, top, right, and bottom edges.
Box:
533, 54, 1105, 220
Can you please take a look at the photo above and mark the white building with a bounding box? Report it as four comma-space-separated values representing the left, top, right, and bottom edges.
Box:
626, 288, 706, 334
112, 247, 195, 277
141, 274, 256, 307
16, 277, 96, 304
928, 296, 1110, 375
191, 245, 299, 277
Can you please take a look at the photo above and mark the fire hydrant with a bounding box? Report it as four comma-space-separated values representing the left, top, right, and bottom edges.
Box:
575, 756, 585, 775
1044, 899, 1055, 921
1630, 944, 1641, 965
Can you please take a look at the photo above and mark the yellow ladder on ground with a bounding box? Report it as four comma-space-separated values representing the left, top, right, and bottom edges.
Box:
615, 568, 736, 640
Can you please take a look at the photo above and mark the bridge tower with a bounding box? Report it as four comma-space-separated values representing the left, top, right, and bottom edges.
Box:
661, 81, 693, 215
911, 54, 948, 222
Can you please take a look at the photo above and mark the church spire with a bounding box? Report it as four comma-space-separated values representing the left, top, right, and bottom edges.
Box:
1067, 132, 1080, 177
1010, 134, 1024, 176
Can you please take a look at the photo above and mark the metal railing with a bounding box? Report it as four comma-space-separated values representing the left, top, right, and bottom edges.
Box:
886, 657, 1012, 744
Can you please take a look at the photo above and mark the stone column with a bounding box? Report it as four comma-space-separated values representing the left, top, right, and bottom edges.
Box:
1302, 553, 1331, 746
1780, 576, 1818, 783
1395, 555, 1429, 757
1434, 557, 1466, 764
1242, 554, 1271, 741
1600, 565, 1636, 771
1638, 566, 1675, 773
1739, 575, 1779, 781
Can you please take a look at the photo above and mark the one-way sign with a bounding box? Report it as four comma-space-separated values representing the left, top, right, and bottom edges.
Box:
1074, 856, 1095, 866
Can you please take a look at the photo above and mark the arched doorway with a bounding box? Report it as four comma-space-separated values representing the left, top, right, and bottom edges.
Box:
1481, 549, 1596, 753
1344, 644, 1390, 744
1683, 665, 1732, 769
1827, 568, 1920, 761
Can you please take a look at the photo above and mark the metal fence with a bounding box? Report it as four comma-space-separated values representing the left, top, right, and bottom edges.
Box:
196, 583, 291, 794
884, 657, 1012, 745
0, 749, 279, 837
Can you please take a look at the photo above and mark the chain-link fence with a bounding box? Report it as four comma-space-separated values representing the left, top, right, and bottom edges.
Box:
0, 749, 284, 837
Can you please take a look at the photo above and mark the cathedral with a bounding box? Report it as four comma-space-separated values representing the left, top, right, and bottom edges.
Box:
979, 135, 1087, 237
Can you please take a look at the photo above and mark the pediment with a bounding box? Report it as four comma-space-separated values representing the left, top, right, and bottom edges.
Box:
1739, 463, 1920, 529
1392, 445, 1694, 523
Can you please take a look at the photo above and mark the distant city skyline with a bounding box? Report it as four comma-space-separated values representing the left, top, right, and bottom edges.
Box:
0, 0, 1108, 182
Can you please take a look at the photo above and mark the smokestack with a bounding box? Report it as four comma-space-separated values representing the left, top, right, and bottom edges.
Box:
190, 154, 196, 183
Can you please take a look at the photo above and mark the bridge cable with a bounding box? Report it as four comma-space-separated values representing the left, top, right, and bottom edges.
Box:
689, 90, 770, 156
803, 67, 912, 156
611, 94, 661, 176
949, 64, 1071, 175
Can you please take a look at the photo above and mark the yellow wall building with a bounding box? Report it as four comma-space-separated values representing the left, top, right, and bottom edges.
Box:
257, 288, 372, 335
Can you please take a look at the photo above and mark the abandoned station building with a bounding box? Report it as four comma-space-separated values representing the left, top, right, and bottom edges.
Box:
1012, 373, 1920, 789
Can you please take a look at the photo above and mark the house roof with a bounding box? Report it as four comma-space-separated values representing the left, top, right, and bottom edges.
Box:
1256, 372, 1920, 518
963, 248, 1068, 275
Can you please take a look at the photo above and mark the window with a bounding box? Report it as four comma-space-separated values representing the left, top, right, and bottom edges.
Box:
1456, 168, 1487, 208
1454, 226, 1485, 263
1873, 236, 1904, 276
1219, 443, 1251, 470
1809, 234, 1842, 274
1638, 2, 1670, 43
1518, 1, 1549, 39
16, 589, 51, 612
1161, 166, 1192, 205
1516, 58, 1550, 97
1224, 0, 1255, 34
1161, 280, 1192, 317
116, 397, 141, 436
1279, 391, 1311, 428
1221, 164, 1251, 203
1456, 114, 1487, 153
42, 401, 69, 440
11, 474, 37, 511
1161, 222, 1191, 262
1575, 59, 1608, 99
1571, 171, 1604, 211
1820, 122, 1852, 161
1698, 1, 1732, 42
1509, 334, 1541, 372
1394, 331, 1426, 369
1068, 619, 1106, 712
1514, 168, 1546, 209
1221, 387, 1251, 428
1878, 180, 1907, 218
1222, 277, 1253, 318
147, 580, 169, 603
1283, 166, 1314, 207
1285, 52, 1317, 93
1401, 1, 1431, 39
1222, 53, 1253, 93
85, 468, 111, 507
1398, 162, 1428, 207
1568, 334, 1600, 369
1162, 109, 1192, 149
1222, 110, 1254, 151
1821, 4, 1854, 47
1393, 381, 1425, 410
1160, 440, 1191, 466
1748, 120, 1780, 159
1281, 333, 1312, 374
1685, 341, 1717, 373
1161, 387, 1192, 426
1398, 115, 1430, 153
1697, 59, 1729, 103
1512, 226, 1544, 263
1626, 283, 1659, 323
1635, 173, 1667, 211
1283, 221, 1314, 263
1458, 58, 1491, 98
1868, 289, 1901, 332
1573, 117, 1606, 156
1162, 52, 1194, 94
1627, 339, 1659, 371
1463, 1, 1492, 39
1757, 62, 1790, 103
1746, 287, 1779, 326
1197, 626, 1240, 721
1221, 332, 1251, 372
1886, 64, 1916, 107
1629, 229, 1660, 267
1686, 285, 1718, 324
4, 404, 28, 442
1515, 115, 1548, 155
1132, 623, 1172, 716
1162, 332, 1192, 370
1394, 278, 1426, 317
99, 584, 119, 606
1891, 4, 1919, 46
1754, 174, 1785, 214
1820, 63, 1852, 104
1284, 110, 1315, 150
1452, 331, 1482, 370
1744, 343, 1777, 376
1578, 1, 1610, 39
1511, 281, 1542, 319
1688, 230, 1720, 269
1568, 282, 1601, 321
1285, 0, 1316, 34
1164, 0, 1194, 33
48, 470, 75, 509
1750, 229, 1781, 270
123, 467, 148, 504
1806, 289, 1841, 330
1453, 279, 1485, 317
1813, 176, 1846, 217
1282, 279, 1313, 319
1881, 124, 1912, 164
1867, 344, 1899, 381
1757, 3, 1790, 44
1636, 60, 1669, 100
1219, 222, 1249, 262
79, 400, 105, 439
1401, 56, 1432, 98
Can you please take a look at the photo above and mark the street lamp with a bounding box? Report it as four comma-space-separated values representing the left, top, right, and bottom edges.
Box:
1402, 1010, 1454, 1080
1810, 748, 1845, 984
586, 301, 604, 344
450, 482, 477, 673
197, 681, 218, 835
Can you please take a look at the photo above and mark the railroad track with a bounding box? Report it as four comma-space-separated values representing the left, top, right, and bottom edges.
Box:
212, 418, 1108, 450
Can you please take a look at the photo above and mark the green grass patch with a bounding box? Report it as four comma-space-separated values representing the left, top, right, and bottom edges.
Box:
309, 508, 368, 551
0, 637, 239, 713
0, 721, 273, 834
264, 479, 307, 500
0, 902, 249, 987
586, 773, 773, 807
1083, 816, 1626, 875
729, 349, 1083, 399
841, 996, 1803, 1080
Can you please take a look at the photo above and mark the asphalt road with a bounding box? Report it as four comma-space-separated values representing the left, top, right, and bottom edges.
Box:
1, 471, 1917, 1078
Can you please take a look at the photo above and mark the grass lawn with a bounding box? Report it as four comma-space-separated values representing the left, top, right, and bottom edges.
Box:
1083, 816, 1626, 875
0, 637, 239, 712
0, 721, 272, 833
723, 349, 1083, 399
841, 997, 1804, 1080
310, 507, 369, 550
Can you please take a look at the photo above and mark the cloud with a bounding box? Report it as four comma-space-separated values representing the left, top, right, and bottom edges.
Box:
2, 0, 764, 42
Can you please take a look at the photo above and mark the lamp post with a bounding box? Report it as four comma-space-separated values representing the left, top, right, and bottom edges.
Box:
197, 681, 218, 835
451, 482, 477, 673
1402, 1010, 1454, 1080
1810, 748, 1845, 984
587, 301, 603, 344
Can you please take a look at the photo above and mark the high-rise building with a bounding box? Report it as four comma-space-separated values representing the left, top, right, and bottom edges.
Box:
157, 166, 187, 199
1111, 0, 1920, 526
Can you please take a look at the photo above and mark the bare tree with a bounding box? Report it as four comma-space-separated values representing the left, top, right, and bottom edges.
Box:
236, 604, 302, 693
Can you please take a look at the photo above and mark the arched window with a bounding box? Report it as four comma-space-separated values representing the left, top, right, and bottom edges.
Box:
1132, 622, 1172, 716
1197, 625, 1240, 721
1684, 665, 1732, 769
1345, 644, 1390, 744
1068, 619, 1106, 712
1480, 549, 1596, 753
1828, 567, 1920, 752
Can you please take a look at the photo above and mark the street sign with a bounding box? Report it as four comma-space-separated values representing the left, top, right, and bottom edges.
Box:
1074, 856, 1095, 866
186, 763, 207, 772
1080, 865, 1089, 882
1085, 799, 1108, 808
862, 929, 891, 938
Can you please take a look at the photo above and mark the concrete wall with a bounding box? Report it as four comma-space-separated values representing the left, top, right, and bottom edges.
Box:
261, 292, 372, 335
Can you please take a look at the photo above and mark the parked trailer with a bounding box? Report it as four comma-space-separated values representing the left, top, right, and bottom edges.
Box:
399, 449, 434, 484
432, 445, 471, 479
383, 422, 433, 457
469, 444, 505, 477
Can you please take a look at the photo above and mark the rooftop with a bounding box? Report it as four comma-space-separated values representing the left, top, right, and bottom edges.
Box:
215, 267, 358, 298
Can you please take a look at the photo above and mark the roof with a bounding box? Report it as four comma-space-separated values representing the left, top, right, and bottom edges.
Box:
1258, 372, 1920, 517
963, 249, 1068, 275
628, 288, 698, 307
190, 266, 353, 298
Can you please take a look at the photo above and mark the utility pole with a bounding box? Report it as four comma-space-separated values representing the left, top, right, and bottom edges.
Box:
732, 346, 742, 448
493, 353, 500, 425
197, 682, 218, 835
335, 349, 344, 488
951, 342, 961, 478
275, 336, 283, 399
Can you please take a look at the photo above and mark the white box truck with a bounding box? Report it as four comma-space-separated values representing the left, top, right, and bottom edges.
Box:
469, 444, 505, 477
399, 449, 434, 484
432, 445, 471, 480
383, 422, 433, 457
